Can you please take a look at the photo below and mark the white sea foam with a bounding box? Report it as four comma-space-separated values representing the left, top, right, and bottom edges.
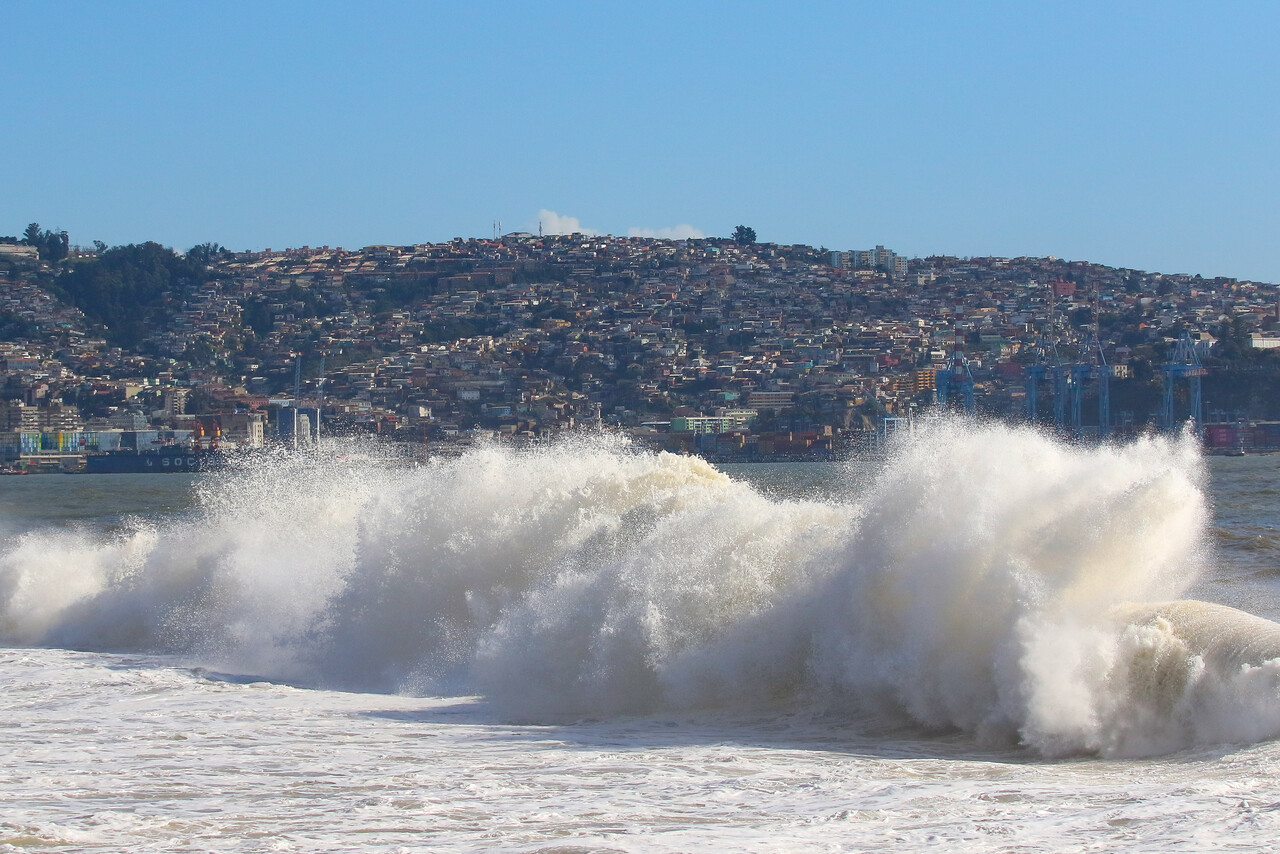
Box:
2, 422, 1278, 756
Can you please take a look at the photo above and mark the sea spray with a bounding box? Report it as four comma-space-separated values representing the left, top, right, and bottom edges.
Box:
794, 420, 1214, 753
2, 422, 1279, 755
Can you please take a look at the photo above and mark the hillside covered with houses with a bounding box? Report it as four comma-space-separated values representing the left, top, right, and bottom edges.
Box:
2, 227, 1280, 469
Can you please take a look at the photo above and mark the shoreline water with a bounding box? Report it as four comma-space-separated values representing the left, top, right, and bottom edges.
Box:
2, 428, 1279, 851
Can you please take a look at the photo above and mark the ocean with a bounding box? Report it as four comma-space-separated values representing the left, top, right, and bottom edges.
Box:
2, 421, 1280, 852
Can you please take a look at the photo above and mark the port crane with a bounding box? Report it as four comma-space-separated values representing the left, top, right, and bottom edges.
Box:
1161, 332, 1205, 434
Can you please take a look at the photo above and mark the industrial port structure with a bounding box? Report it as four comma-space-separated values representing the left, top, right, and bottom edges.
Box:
936, 281, 1206, 437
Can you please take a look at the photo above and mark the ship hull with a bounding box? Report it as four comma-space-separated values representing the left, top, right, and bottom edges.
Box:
84, 450, 223, 474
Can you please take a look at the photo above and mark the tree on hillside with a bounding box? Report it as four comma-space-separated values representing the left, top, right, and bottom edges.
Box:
1213, 316, 1254, 365
732, 225, 757, 245
47, 230, 69, 262
20, 223, 70, 262
51, 242, 208, 347
186, 242, 226, 266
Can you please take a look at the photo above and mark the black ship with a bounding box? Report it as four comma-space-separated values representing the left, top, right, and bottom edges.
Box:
85, 446, 224, 474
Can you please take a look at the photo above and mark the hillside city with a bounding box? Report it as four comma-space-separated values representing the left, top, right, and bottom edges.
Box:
2, 227, 1280, 470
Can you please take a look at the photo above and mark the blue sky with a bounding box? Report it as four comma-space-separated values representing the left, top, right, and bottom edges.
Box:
3, 2, 1278, 280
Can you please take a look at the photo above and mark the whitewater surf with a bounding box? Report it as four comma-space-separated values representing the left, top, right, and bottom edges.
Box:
2, 421, 1278, 758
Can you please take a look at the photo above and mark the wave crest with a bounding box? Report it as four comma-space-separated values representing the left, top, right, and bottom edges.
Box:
4, 423, 1278, 756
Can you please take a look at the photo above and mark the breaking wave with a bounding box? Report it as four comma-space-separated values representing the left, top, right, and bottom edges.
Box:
2, 421, 1279, 757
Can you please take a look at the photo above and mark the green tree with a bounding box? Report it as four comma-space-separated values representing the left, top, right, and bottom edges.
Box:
241, 298, 274, 337
1213, 317, 1251, 364
732, 225, 757, 245
47, 230, 69, 262
20, 223, 69, 262
186, 339, 216, 366
51, 242, 208, 347
0, 309, 38, 339
187, 242, 225, 266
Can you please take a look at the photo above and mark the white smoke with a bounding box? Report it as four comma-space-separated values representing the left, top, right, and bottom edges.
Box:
626, 224, 706, 240
534, 209, 598, 236
529, 211, 705, 240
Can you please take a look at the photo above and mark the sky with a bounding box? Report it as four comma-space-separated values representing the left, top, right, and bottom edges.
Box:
3, 1, 1278, 281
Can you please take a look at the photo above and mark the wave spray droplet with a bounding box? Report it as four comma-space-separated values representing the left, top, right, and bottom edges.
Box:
2, 423, 1278, 756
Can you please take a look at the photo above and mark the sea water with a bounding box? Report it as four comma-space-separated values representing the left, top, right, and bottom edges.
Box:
2, 421, 1280, 852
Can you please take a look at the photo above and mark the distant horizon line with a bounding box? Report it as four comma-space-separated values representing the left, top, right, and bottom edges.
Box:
6, 226, 1273, 286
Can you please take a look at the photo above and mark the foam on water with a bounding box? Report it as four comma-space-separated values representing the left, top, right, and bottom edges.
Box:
2, 421, 1278, 756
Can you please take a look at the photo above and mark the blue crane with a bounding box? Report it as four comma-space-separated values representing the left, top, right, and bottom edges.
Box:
1161, 332, 1206, 433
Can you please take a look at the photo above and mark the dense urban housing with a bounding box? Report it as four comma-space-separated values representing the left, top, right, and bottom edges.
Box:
2, 228, 1279, 470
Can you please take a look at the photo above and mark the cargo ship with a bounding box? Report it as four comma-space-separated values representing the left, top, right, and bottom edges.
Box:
84, 446, 224, 474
